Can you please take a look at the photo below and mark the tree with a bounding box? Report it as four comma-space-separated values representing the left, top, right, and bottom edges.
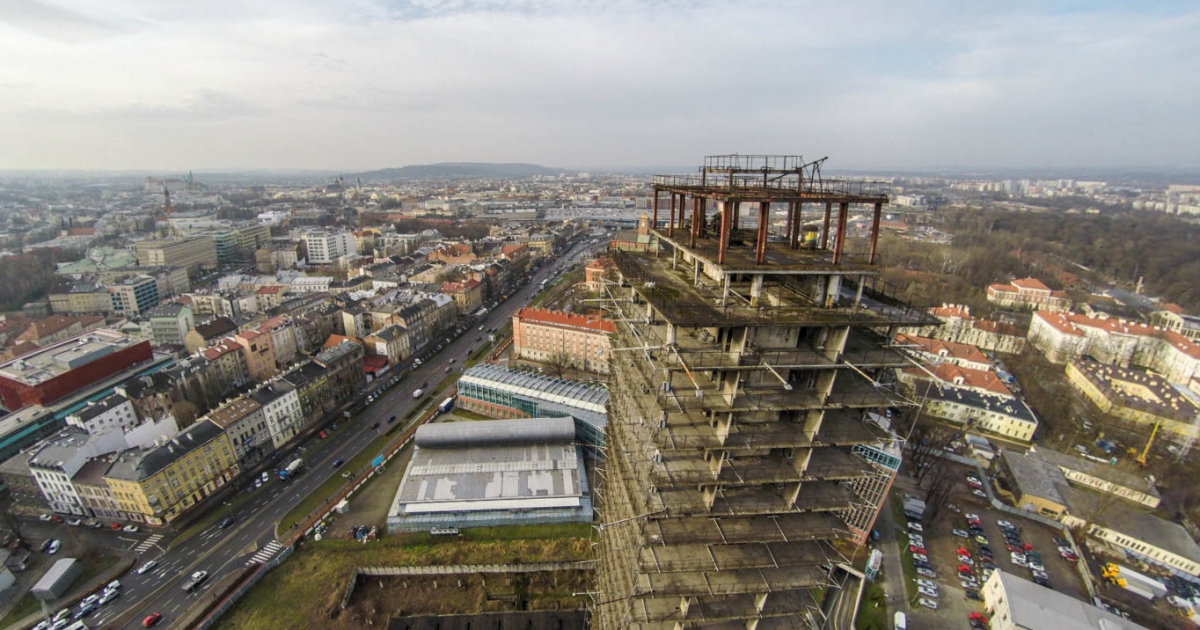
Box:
544, 351, 573, 379
1, 505, 27, 548
172, 400, 200, 428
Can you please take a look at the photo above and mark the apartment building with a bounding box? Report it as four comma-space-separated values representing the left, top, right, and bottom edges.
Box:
250, 381, 304, 449
144, 304, 194, 346
303, 232, 356, 264
135, 236, 217, 277
986, 277, 1072, 311
512, 307, 614, 375
1029, 310, 1200, 384
104, 419, 239, 524
205, 397, 273, 469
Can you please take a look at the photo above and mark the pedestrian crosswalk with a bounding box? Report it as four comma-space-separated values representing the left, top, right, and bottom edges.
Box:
246, 540, 284, 566
134, 534, 162, 554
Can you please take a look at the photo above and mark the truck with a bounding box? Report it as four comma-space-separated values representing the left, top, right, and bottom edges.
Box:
413, 389, 424, 399
541, 279, 549, 289
438, 397, 454, 413
279, 458, 303, 480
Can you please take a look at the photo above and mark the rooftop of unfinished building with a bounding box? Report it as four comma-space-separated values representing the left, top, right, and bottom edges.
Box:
610, 249, 937, 328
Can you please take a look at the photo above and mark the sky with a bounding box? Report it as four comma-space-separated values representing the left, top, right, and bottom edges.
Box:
0, 0, 1197, 172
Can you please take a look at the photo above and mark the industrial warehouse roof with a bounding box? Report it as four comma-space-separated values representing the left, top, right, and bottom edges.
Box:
391, 417, 585, 517
414, 417, 577, 448
459, 364, 609, 411
990, 570, 1150, 630
0, 330, 145, 387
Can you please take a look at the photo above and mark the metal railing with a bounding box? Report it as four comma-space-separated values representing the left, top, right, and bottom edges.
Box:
652, 174, 891, 200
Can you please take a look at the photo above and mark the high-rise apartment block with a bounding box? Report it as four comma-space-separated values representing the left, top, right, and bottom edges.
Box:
303, 232, 356, 264
135, 236, 218, 277
593, 155, 933, 630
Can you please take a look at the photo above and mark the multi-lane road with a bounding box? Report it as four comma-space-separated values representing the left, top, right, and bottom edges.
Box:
13, 236, 605, 630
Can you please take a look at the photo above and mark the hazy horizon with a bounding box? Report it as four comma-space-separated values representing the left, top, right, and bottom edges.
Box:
2, 1, 1197, 172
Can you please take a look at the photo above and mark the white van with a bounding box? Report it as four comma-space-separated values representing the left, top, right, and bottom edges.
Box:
894, 611, 907, 630
413, 389, 424, 399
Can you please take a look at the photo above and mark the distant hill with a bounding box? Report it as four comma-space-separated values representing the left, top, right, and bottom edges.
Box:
356, 162, 566, 180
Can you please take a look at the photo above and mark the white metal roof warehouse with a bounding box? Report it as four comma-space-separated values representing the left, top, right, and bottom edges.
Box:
456, 364, 608, 449
387, 417, 592, 532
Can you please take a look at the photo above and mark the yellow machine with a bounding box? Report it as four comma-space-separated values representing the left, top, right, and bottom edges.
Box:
1136, 421, 1162, 467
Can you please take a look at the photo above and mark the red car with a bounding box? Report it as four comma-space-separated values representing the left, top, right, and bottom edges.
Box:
1006, 544, 1023, 552
958, 564, 973, 574
110, 522, 122, 530
956, 547, 970, 556
1023, 543, 1035, 551
144, 612, 162, 627
910, 545, 927, 555
969, 612, 988, 622
319, 431, 327, 439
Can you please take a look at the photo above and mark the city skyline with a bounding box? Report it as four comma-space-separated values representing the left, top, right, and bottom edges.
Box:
1, 1, 1197, 172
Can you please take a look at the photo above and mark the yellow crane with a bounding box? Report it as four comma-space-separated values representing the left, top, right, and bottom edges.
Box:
1135, 420, 1162, 467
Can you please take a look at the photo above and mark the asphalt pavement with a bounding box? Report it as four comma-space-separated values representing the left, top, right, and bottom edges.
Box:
60, 237, 606, 630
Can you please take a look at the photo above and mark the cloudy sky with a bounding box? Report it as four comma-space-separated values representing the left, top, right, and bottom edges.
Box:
0, 0, 1197, 172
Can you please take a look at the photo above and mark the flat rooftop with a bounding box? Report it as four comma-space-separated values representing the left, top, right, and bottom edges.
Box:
0, 330, 144, 387
991, 570, 1149, 630
390, 418, 587, 518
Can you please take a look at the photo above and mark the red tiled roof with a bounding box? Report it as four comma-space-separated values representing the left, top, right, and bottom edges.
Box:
586, 257, 614, 271
907, 363, 1013, 397
1035, 311, 1200, 360
202, 338, 241, 359
1011, 277, 1051, 292
323, 334, 361, 348
363, 355, 388, 372
896, 334, 990, 365
515, 307, 615, 334
930, 304, 973, 320
1164, 303, 1186, 315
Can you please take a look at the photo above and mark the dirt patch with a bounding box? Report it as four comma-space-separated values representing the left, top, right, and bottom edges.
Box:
342, 570, 591, 626
333, 442, 414, 530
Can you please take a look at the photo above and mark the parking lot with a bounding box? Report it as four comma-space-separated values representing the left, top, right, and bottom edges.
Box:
890, 459, 1089, 629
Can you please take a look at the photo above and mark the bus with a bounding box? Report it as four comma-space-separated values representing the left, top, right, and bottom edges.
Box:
438, 397, 454, 413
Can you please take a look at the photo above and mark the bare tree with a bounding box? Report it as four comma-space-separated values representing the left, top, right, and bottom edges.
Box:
922, 458, 958, 525
544, 351, 573, 379
1, 505, 27, 548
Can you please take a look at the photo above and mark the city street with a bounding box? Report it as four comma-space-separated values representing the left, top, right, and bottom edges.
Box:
16, 236, 604, 630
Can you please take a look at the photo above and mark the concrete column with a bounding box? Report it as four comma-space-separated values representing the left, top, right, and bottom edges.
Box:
668, 194, 675, 238
826, 274, 842, 308
694, 256, 701, 286
665, 322, 677, 345
855, 277, 865, 305
722, 273, 731, 305
750, 274, 764, 308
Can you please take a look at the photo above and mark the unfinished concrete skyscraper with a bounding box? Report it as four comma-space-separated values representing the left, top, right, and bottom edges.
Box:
593, 155, 935, 630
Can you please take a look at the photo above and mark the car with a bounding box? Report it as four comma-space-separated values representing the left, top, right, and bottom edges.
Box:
1034, 576, 1052, 587
1011, 556, 1028, 567
371, 422, 380, 430
974, 535, 988, 545
1061, 552, 1079, 562
972, 488, 987, 498
449, 358, 456, 364
143, 612, 163, 627
907, 534, 925, 545
917, 578, 937, 590
966, 474, 981, 483
998, 519, 1014, 529
912, 553, 928, 563
39, 513, 53, 522
909, 545, 926, 554
1057, 545, 1075, 554
981, 562, 997, 571
388, 415, 397, 424
1025, 551, 1042, 560
914, 560, 933, 571
952, 529, 969, 538
333, 458, 345, 468
968, 479, 984, 489
98, 589, 119, 605
916, 567, 936, 578
218, 516, 235, 529
907, 521, 923, 533
137, 560, 158, 575
52, 610, 69, 623
958, 564, 974, 574
958, 555, 974, 565
965, 513, 981, 522
319, 431, 327, 439
73, 603, 96, 620
947, 503, 962, 513
1006, 543, 1023, 552
965, 588, 983, 601
32, 621, 50, 630
46, 539, 61, 555
918, 598, 938, 610
476, 336, 483, 342
969, 612, 988, 622
961, 578, 978, 589
105, 579, 120, 591
1031, 569, 1048, 580
183, 571, 208, 592
342, 471, 354, 478
123, 524, 140, 533
1028, 561, 1045, 572
1053, 537, 1072, 547
918, 586, 938, 599
1022, 542, 1035, 551
66, 518, 82, 526
80, 594, 100, 607
421, 381, 429, 388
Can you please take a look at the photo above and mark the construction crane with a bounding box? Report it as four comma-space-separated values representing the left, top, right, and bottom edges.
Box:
1130, 419, 1162, 467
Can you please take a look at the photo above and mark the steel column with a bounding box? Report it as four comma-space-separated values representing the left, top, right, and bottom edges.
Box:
821, 201, 832, 250
718, 200, 733, 264
667, 194, 675, 238
690, 196, 700, 248
868, 201, 882, 264
652, 191, 659, 232
832, 202, 849, 265
785, 201, 795, 250
755, 201, 769, 264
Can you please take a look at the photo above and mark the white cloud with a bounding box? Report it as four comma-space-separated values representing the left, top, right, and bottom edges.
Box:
0, 0, 1196, 170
